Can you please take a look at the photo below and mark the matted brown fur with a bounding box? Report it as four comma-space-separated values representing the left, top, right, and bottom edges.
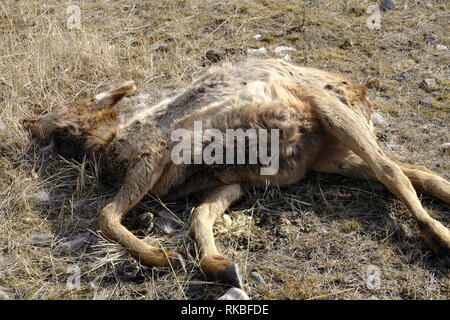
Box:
23, 58, 450, 289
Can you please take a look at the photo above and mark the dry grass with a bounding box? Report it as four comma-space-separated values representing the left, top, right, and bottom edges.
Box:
0, 0, 449, 300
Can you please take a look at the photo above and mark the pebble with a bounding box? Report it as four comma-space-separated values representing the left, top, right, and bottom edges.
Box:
397, 72, 411, 81
371, 112, 384, 125
439, 143, 450, 154
419, 78, 436, 89
0, 286, 10, 300
424, 34, 438, 43
420, 96, 432, 105
150, 40, 171, 52
436, 44, 448, 51
273, 46, 296, 55
30, 190, 51, 203
380, 0, 396, 10
59, 233, 91, 253
249, 271, 265, 285
29, 233, 53, 245
217, 287, 250, 300
247, 48, 267, 55
281, 54, 291, 61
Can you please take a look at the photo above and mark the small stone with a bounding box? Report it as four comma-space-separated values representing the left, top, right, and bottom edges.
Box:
59, 233, 91, 253
371, 112, 384, 125
424, 34, 438, 43
439, 143, 450, 154
29, 233, 53, 245
249, 271, 265, 285
420, 96, 432, 105
273, 46, 296, 55
435, 44, 448, 51
247, 48, 267, 55
397, 72, 411, 81
150, 40, 171, 52
30, 190, 51, 203
278, 54, 291, 62
419, 78, 436, 89
0, 286, 10, 300
217, 287, 250, 300
380, 0, 396, 10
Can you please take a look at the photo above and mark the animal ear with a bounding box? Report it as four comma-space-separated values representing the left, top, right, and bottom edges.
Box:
91, 81, 136, 109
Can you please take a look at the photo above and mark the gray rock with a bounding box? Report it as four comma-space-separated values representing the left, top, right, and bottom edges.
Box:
0, 286, 10, 300
150, 40, 171, 52
217, 287, 250, 300
420, 96, 432, 105
397, 72, 411, 81
59, 233, 91, 253
424, 34, 438, 43
439, 143, 450, 154
372, 112, 384, 125
29, 233, 53, 245
249, 271, 265, 285
436, 44, 448, 51
380, 0, 396, 10
420, 78, 436, 88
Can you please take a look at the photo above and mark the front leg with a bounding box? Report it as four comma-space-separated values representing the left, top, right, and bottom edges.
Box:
189, 184, 244, 288
99, 158, 185, 270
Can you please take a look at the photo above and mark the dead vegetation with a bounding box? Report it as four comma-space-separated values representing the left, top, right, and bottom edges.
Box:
0, 0, 449, 300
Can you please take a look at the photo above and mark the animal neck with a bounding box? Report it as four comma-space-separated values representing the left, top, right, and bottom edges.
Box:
83, 108, 120, 154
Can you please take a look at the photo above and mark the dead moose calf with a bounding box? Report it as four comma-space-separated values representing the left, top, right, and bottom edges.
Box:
23, 59, 450, 288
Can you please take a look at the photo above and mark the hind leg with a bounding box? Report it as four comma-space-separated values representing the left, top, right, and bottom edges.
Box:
314, 96, 450, 265
313, 147, 450, 204
189, 184, 244, 288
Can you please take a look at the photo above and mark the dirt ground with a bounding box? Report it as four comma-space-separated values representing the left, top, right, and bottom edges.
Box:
0, 0, 449, 300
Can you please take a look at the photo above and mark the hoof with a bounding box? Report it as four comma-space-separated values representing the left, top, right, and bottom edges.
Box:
223, 262, 243, 289
418, 220, 450, 268
201, 255, 243, 288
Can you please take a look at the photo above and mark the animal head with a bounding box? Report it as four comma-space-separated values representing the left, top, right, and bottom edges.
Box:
23, 81, 136, 153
